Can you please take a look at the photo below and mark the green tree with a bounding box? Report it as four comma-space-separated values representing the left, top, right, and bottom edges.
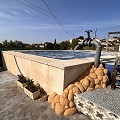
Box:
59, 41, 70, 50
76, 36, 84, 40
71, 38, 80, 49
44, 42, 54, 50
2, 40, 9, 48
54, 39, 57, 44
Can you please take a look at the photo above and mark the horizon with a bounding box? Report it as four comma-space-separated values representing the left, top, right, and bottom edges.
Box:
0, 0, 120, 44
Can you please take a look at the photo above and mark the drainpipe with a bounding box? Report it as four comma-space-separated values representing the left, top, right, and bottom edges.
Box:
74, 30, 102, 68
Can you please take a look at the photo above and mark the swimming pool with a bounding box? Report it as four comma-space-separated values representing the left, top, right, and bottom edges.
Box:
21, 51, 96, 60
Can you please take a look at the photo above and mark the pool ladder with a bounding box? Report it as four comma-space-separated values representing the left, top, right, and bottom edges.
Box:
111, 58, 120, 89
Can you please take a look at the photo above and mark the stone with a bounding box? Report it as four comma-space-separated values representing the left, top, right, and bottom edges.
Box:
103, 69, 109, 75
82, 78, 90, 87
81, 82, 88, 90
95, 79, 101, 85
65, 106, 69, 109
102, 83, 107, 88
89, 73, 97, 79
54, 95, 60, 103
64, 107, 78, 116
80, 79, 84, 84
67, 84, 74, 90
48, 92, 57, 103
97, 75, 103, 81
77, 82, 85, 92
95, 85, 101, 89
89, 81, 95, 88
68, 89, 74, 101
62, 88, 69, 98
86, 76, 93, 81
87, 87, 95, 92
90, 68, 94, 73
99, 64, 104, 68
60, 96, 69, 106
69, 101, 75, 108
74, 82, 79, 86
103, 76, 108, 83
55, 103, 65, 116
73, 86, 80, 94
51, 102, 56, 109
95, 68, 104, 76
75, 88, 81, 94
94, 67, 97, 71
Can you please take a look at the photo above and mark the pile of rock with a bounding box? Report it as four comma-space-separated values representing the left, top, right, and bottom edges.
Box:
48, 64, 109, 116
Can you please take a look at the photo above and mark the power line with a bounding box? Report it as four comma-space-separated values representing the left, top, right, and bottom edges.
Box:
15, 0, 89, 37
15, 0, 54, 19
15, 0, 72, 36
23, 0, 54, 18
42, 0, 71, 36
16, 0, 85, 31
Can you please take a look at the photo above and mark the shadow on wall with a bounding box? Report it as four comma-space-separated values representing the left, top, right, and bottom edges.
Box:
1, 52, 7, 71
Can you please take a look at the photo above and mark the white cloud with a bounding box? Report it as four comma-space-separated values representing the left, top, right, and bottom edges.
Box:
24, 9, 30, 14
0, 12, 15, 19
9, 10, 18, 15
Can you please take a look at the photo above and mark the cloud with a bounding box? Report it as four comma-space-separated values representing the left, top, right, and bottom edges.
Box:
24, 9, 30, 14
0, 12, 15, 19
9, 10, 18, 15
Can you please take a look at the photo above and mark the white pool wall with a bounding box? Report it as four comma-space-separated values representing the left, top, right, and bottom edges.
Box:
2, 51, 95, 94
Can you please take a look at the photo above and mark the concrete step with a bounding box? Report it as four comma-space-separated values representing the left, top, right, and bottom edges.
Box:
74, 86, 120, 120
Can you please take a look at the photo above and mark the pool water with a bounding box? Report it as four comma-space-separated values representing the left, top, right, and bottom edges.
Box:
21, 51, 95, 60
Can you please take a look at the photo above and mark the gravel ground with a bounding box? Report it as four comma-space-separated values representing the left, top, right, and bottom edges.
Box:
79, 86, 120, 117
0, 71, 91, 120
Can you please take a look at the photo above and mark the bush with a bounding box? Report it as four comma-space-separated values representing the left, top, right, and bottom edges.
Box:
26, 78, 38, 93
17, 74, 27, 84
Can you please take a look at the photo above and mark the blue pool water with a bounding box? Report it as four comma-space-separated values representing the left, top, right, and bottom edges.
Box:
21, 51, 96, 60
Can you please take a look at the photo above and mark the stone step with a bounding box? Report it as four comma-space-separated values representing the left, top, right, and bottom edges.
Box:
74, 86, 120, 120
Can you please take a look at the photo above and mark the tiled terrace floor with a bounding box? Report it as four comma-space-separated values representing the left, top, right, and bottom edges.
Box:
0, 71, 91, 120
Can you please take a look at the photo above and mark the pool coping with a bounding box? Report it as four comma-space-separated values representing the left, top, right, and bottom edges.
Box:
2, 51, 95, 70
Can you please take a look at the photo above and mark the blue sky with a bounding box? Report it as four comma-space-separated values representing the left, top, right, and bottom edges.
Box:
0, 0, 120, 44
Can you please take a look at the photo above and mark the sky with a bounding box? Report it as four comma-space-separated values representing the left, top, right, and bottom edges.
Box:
0, 0, 120, 44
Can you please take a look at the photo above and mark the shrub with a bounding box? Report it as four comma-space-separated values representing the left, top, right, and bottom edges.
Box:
26, 78, 38, 93
17, 74, 27, 84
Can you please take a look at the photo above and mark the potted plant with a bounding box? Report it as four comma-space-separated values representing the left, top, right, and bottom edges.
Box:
17, 74, 27, 89
24, 78, 40, 100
